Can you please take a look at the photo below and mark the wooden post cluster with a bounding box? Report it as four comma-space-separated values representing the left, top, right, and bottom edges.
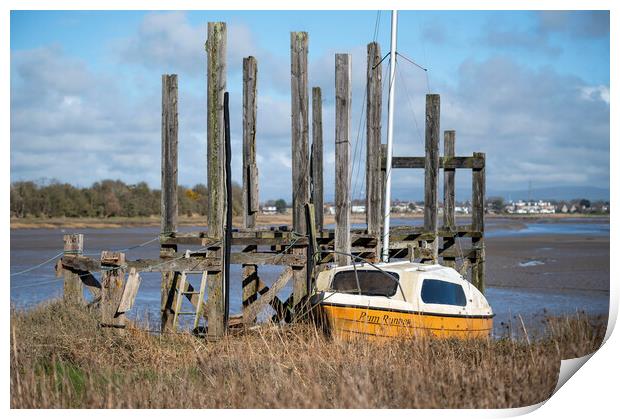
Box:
290, 32, 310, 308
311, 87, 324, 232
63, 233, 84, 304
334, 53, 352, 266
471, 152, 486, 293
160, 74, 178, 332
57, 28, 489, 343
242, 56, 260, 312
366, 42, 383, 238
442, 130, 456, 268
424, 94, 440, 263
206, 21, 227, 340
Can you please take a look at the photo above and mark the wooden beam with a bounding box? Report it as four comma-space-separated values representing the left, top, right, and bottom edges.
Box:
334, 53, 352, 266
63, 234, 84, 304
206, 22, 227, 341
311, 86, 324, 232
290, 31, 309, 234
381, 156, 485, 170
160, 74, 179, 333
100, 251, 126, 328
243, 56, 258, 229
443, 130, 456, 268
366, 41, 382, 237
424, 94, 440, 263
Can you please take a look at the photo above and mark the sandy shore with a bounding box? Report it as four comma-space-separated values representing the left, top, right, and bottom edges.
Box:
486, 234, 609, 292
9, 213, 608, 230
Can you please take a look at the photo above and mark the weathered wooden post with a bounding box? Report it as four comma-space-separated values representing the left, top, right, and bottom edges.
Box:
291, 31, 309, 307
471, 152, 486, 293
335, 53, 352, 266
424, 94, 440, 263
63, 233, 84, 304
311, 87, 324, 232
366, 42, 382, 239
100, 251, 126, 329
160, 74, 178, 333
241, 56, 259, 311
206, 22, 227, 339
442, 130, 456, 268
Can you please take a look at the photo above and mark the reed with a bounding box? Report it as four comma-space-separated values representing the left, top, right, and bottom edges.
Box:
10, 301, 605, 408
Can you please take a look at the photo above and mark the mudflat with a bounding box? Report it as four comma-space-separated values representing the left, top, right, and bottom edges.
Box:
486, 234, 609, 292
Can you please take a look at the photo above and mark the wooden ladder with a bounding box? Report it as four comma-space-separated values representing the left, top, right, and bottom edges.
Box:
172, 270, 208, 331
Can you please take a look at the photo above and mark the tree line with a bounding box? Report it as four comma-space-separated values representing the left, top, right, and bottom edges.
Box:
10, 179, 244, 218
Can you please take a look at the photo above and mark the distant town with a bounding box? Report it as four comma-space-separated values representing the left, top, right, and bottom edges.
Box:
260, 198, 610, 216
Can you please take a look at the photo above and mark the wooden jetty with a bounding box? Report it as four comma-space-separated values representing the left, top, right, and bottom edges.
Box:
57, 22, 486, 340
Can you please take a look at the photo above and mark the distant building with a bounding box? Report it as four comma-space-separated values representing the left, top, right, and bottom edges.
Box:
505, 200, 556, 214
261, 206, 277, 215
561, 204, 569, 213
351, 205, 366, 214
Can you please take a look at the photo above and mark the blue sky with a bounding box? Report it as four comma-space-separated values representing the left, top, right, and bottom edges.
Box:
10, 10, 610, 201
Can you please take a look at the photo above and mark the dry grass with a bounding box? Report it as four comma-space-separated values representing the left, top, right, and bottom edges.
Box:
10, 301, 605, 409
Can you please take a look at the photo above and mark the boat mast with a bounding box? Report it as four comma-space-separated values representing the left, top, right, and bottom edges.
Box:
381, 10, 398, 262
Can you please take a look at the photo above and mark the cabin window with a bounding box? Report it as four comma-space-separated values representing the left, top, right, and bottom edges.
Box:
330, 270, 399, 297
420, 279, 467, 306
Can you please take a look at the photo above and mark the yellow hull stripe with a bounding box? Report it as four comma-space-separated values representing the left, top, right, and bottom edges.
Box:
318, 304, 493, 339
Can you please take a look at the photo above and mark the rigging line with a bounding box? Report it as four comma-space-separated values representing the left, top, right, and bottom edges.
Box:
395, 51, 431, 94
353, 61, 389, 203
395, 52, 428, 72
83, 236, 160, 256
372, 11, 381, 42
10, 252, 64, 277
395, 62, 424, 145
372, 52, 390, 70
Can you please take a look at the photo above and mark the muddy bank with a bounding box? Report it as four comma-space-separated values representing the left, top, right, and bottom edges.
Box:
486, 234, 609, 292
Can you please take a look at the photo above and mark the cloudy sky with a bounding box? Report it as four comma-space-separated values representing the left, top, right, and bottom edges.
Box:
10, 10, 610, 201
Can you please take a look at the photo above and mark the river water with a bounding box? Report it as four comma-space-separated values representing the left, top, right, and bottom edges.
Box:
10, 218, 609, 337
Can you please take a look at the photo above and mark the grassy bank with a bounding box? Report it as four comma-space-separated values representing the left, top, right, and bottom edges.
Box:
10, 301, 605, 408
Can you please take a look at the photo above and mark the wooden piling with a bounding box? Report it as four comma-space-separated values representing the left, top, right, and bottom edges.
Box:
206, 22, 227, 340
290, 31, 309, 234
243, 56, 259, 229
366, 42, 382, 237
335, 53, 352, 266
442, 130, 456, 268
63, 233, 84, 304
311, 87, 324, 232
100, 251, 126, 329
291, 32, 309, 308
424, 94, 440, 263
242, 56, 259, 313
160, 74, 179, 333
471, 152, 486, 293
206, 22, 227, 238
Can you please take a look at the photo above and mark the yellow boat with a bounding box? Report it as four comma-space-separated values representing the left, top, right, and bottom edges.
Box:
312, 261, 494, 340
